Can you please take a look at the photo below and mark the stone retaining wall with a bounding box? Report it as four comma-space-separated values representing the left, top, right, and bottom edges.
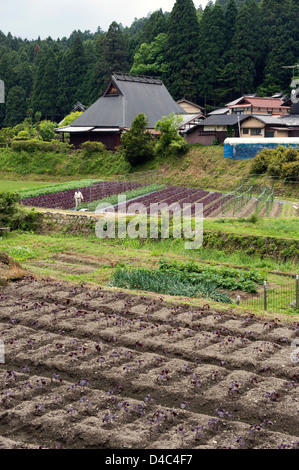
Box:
37, 210, 299, 262
38, 211, 99, 236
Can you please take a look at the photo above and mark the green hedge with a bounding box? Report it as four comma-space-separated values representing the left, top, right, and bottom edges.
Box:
11, 139, 71, 153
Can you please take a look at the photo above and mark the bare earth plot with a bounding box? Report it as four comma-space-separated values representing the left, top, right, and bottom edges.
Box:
0, 277, 299, 450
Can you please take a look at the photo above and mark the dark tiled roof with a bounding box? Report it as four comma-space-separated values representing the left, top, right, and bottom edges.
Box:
71, 74, 186, 129
197, 114, 249, 126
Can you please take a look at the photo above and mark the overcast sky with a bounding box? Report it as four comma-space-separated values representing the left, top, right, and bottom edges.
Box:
0, 0, 210, 41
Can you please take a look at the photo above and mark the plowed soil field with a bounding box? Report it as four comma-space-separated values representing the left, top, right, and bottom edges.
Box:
0, 277, 299, 450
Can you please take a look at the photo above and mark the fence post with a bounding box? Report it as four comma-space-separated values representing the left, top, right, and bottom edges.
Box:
264, 281, 267, 311
296, 275, 299, 310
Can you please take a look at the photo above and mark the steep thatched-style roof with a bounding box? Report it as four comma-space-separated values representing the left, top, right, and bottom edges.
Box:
69, 73, 186, 130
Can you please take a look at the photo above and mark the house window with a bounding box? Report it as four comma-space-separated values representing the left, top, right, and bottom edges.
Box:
265, 130, 274, 138
250, 128, 263, 136
106, 85, 119, 96
243, 128, 249, 135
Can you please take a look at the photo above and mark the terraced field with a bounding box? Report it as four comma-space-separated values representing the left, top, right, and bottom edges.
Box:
1, 277, 299, 449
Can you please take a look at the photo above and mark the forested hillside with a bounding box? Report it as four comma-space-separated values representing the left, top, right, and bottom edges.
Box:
0, 0, 298, 128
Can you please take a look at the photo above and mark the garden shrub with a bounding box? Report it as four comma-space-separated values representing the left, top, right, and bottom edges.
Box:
154, 112, 189, 156
250, 146, 299, 180
121, 113, 154, 166
14, 130, 30, 141
250, 148, 273, 174
280, 161, 299, 181
40, 120, 57, 142
0, 191, 41, 231
81, 141, 106, 156
10, 139, 70, 153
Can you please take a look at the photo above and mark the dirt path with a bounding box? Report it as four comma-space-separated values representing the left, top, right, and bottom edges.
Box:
1, 277, 299, 449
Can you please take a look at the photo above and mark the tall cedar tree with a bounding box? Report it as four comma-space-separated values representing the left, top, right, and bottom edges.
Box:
259, 0, 299, 95
140, 9, 168, 44
227, 0, 262, 96
58, 35, 87, 115
67, 34, 88, 106
216, 0, 261, 6
166, 0, 200, 101
4, 86, 27, 127
198, 3, 227, 106
216, 0, 238, 103
31, 47, 60, 120
96, 22, 130, 93
224, 0, 238, 50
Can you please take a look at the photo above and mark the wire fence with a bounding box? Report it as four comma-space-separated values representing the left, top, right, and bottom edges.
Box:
220, 180, 275, 217
242, 276, 299, 314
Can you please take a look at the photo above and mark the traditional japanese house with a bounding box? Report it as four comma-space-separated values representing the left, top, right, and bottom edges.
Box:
56, 73, 186, 149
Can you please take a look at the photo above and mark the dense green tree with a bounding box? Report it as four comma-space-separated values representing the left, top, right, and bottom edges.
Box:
130, 33, 169, 79
198, 3, 227, 104
57, 34, 88, 114
227, 0, 262, 95
4, 86, 27, 126
14, 53, 33, 96
31, 47, 60, 120
259, 0, 299, 95
216, 0, 261, 6
140, 9, 167, 44
57, 50, 73, 115
95, 22, 130, 92
224, 0, 238, 49
68, 34, 88, 103
121, 113, 154, 166
166, 0, 200, 100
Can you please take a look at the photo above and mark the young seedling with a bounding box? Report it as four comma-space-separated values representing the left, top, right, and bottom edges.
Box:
176, 425, 186, 446
228, 381, 240, 398
191, 424, 205, 441
157, 369, 170, 383
265, 391, 280, 402
190, 373, 201, 389
102, 411, 116, 425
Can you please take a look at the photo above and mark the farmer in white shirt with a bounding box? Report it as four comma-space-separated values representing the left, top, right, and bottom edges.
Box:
74, 189, 84, 210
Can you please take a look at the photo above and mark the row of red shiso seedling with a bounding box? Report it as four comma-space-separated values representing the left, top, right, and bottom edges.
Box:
20, 181, 143, 209
105, 187, 225, 217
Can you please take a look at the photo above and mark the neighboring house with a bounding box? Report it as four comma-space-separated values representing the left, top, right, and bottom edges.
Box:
183, 114, 248, 145
178, 113, 205, 135
177, 99, 205, 115
240, 114, 289, 138
183, 94, 292, 145
226, 95, 290, 116
72, 101, 86, 113
55, 73, 186, 149
223, 102, 299, 159
207, 107, 229, 116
